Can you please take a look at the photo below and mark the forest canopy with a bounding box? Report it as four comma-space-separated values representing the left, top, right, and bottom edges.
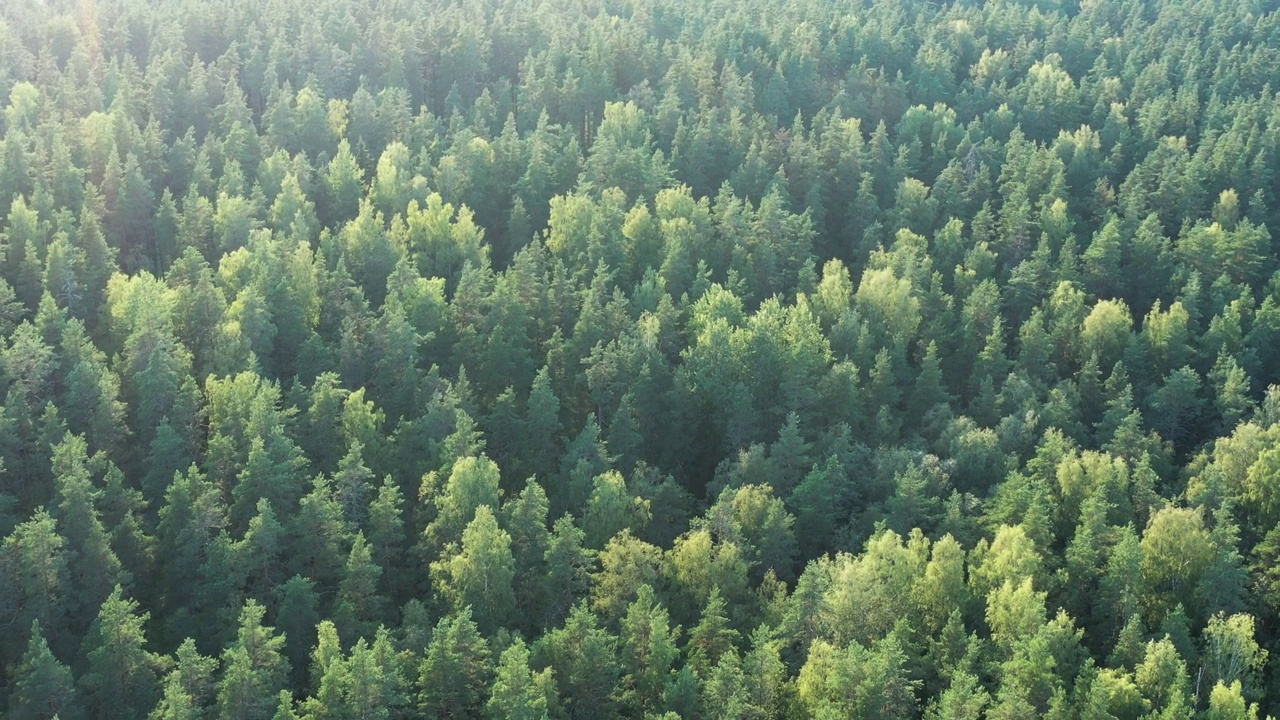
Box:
1, 0, 1280, 717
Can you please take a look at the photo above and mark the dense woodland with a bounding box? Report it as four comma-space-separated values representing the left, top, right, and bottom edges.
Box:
2, 0, 1280, 717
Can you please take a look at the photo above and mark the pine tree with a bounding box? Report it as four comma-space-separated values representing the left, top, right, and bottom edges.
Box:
366, 476, 406, 599
534, 604, 621, 719
216, 600, 289, 720
767, 412, 813, 497
340, 633, 406, 719
0, 510, 69, 668
322, 140, 364, 228
51, 433, 125, 637
151, 639, 218, 720
1210, 352, 1252, 436
702, 648, 753, 718
521, 366, 562, 481
502, 477, 551, 626
287, 475, 347, 590
237, 499, 286, 601
743, 625, 789, 719
78, 586, 167, 718
790, 457, 844, 559
10, 622, 83, 720
418, 609, 492, 718
272, 576, 320, 691
542, 515, 595, 626
686, 588, 741, 677
619, 584, 681, 716
229, 432, 309, 535
484, 640, 554, 720
334, 532, 386, 642
333, 442, 375, 528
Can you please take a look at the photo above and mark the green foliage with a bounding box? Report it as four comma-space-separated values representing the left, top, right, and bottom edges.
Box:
418, 609, 492, 718
1202, 613, 1269, 703
9, 623, 83, 720
431, 505, 517, 633
78, 586, 168, 718
797, 633, 920, 720
534, 604, 621, 719
484, 639, 554, 720
4, 0, 1280, 714
423, 455, 501, 552
216, 600, 289, 720
151, 639, 218, 720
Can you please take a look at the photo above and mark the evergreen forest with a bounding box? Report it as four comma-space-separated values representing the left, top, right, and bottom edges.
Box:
4, 0, 1280, 717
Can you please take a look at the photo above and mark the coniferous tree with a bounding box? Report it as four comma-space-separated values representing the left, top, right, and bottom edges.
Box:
418, 609, 492, 718
216, 600, 289, 720
10, 622, 83, 720
4, 0, 1280, 713
78, 587, 167, 718
484, 639, 554, 720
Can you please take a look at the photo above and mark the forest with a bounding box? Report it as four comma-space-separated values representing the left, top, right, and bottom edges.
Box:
1, 0, 1280, 717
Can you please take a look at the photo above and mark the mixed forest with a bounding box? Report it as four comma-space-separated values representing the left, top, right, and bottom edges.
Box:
3, 0, 1280, 717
